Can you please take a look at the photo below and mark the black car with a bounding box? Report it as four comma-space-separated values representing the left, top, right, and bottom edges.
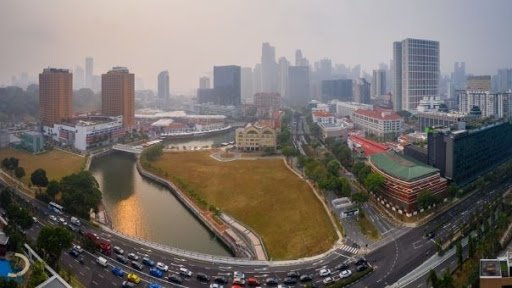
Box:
426, 231, 436, 239
68, 249, 79, 258
168, 274, 184, 284
213, 276, 228, 284
283, 277, 297, 285
355, 258, 368, 266
116, 255, 129, 264
196, 273, 210, 282
265, 277, 278, 286
131, 261, 144, 271
356, 264, 368, 272
299, 274, 312, 282
335, 263, 349, 271
287, 271, 300, 278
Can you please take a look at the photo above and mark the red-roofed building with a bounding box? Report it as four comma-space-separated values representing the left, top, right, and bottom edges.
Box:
312, 111, 336, 124
348, 134, 389, 156
353, 109, 403, 139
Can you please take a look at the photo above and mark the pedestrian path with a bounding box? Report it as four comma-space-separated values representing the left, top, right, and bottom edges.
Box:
340, 244, 359, 254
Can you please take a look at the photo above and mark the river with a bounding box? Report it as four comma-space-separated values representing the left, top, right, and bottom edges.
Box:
89, 131, 235, 256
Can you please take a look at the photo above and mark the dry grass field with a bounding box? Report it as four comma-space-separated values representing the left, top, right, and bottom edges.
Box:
0, 148, 84, 185
149, 151, 337, 260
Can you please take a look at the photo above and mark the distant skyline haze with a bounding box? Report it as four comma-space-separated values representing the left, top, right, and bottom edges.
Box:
1, 0, 511, 93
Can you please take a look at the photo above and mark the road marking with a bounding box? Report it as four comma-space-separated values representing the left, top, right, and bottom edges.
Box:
98, 274, 104, 279
92, 281, 98, 285
79, 272, 85, 276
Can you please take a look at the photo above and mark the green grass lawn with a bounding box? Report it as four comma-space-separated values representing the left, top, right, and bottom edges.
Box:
148, 151, 337, 260
0, 148, 84, 185
357, 213, 380, 240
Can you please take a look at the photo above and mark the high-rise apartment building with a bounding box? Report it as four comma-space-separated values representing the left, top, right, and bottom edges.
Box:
39, 68, 73, 127
101, 67, 135, 129
261, 43, 278, 93
199, 76, 210, 89
354, 78, 371, 104
467, 75, 491, 91
393, 38, 440, 112
288, 66, 310, 108
85, 57, 94, 89
458, 90, 512, 119
213, 65, 241, 106
372, 69, 386, 97
157, 71, 170, 99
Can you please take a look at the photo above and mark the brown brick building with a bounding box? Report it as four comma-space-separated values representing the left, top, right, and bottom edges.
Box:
39, 68, 73, 127
101, 67, 135, 129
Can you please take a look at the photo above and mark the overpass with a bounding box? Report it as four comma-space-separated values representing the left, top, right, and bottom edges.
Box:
112, 144, 143, 154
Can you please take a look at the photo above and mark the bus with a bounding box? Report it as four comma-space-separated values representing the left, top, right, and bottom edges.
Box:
48, 202, 63, 214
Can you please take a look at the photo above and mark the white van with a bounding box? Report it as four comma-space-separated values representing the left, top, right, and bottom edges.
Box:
96, 256, 108, 267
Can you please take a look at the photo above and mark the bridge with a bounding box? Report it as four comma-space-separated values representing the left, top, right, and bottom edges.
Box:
112, 144, 143, 154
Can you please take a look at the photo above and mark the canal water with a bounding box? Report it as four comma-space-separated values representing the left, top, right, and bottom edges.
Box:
89, 131, 235, 256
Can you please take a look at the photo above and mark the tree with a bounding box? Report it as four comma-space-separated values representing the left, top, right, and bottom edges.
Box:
46, 180, 60, 200
60, 171, 102, 219
142, 143, 164, 161
27, 261, 48, 288
14, 166, 25, 179
446, 184, 458, 198
0, 278, 18, 288
281, 145, 297, 158
31, 168, 49, 187
456, 240, 463, 266
364, 173, 385, 194
352, 192, 369, 204
326, 160, 341, 176
427, 269, 439, 288
37, 226, 73, 268
1, 157, 19, 171
439, 269, 454, 288
418, 190, 437, 210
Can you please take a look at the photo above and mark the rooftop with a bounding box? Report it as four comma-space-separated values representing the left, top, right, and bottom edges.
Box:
312, 111, 333, 117
354, 109, 401, 120
480, 259, 502, 278
369, 151, 440, 182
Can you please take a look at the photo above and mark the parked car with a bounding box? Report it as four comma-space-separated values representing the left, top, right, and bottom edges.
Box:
168, 274, 184, 284
283, 277, 297, 285
131, 261, 144, 271
210, 284, 224, 288
196, 273, 210, 282
233, 271, 245, 279
127, 273, 141, 284
142, 257, 155, 267
127, 253, 139, 261
68, 249, 79, 258
287, 271, 300, 279
116, 255, 129, 264
246, 277, 259, 286
113, 246, 124, 255
111, 267, 125, 277
265, 278, 278, 286
356, 264, 368, 272
355, 258, 368, 266
339, 270, 352, 279
156, 262, 169, 272
122, 281, 136, 288
322, 277, 334, 285
148, 283, 162, 288
149, 267, 164, 278
49, 215, 57, 222
319, 268, 331, 277
335, 263, 349, 271
179, 267, 193, 277
233, 277, 245, 285
213, 276, 228, 284
299, 274, 312, 282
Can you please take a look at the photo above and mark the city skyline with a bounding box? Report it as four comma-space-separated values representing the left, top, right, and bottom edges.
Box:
1, 0, 512, 93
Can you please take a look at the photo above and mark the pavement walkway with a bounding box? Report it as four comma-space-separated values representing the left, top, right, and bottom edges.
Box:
221, 214, 268, 260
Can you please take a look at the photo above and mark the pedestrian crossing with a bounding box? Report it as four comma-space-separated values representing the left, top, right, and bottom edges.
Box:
340, 245, 359, 254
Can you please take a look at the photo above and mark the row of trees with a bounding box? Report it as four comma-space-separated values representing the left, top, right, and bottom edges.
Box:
0, 189, 32, 252
300, 154, 351, 198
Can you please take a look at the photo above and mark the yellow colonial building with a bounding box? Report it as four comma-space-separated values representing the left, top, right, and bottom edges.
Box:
235, 122, 277, 151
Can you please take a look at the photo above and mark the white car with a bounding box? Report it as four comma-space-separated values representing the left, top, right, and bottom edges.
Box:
209, 284, 223, 288
156, 262, 168, 271
319, 268, 331, 277
59, 217, 66, 223
322, 277, 334, 285
179, 267, 192, 277
233, 271, 245, 279
49, 215, 57, 222
339, 269, 352, 279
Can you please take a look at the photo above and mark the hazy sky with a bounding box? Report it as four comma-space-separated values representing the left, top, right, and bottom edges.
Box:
1, 0, 511, 93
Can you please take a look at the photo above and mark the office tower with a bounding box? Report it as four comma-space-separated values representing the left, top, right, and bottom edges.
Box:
157, 71, 170, 99
393, 38, 440, 111
354, 78, 371, 104
101, 67, 135, 129
39, 68, 73, 127
295, 49, 309, 67
73, 66, 85, 90
452, 62, 466, 90
261, 43, 278, 92
213, 65, 241, 106
199, 76, 210, 89
315, 59, 333, 81
467, 75, 491, 91
497, 69, 512, 92
372, 69, 386, 97
241, 67, 253, 103
321, 79, 353, 102
253, 64, 262, 94
85, 57, 93, 89
278, 57, 290, 100
288, 66, 310, 107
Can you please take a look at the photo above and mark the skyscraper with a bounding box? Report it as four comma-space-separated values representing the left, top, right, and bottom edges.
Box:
372, 69, 386, 97
261, 42, 278, 92
157, 71, 170, 99
288, 66, 310, 107
213, 65, 241, 106
393, 38, 440, 111
452, 62, 466, 90
321, 79, 353, 102
354, 78, 371, 104
295, 49, 309, 67
278, 57, 290, 100
39, 68, 73, 127
85, 57, 93, 89
241, 67, 253, 103
101, 67, 135, 129
199, 76, 210, 89
73, 65, 85, 90
497, 69, 512, 92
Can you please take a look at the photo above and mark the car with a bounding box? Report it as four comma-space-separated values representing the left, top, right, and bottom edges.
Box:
233, 277, 245, 285
156, 262, 168, 272
299, 274, 312, 282
111, 266, 126, 277
334, 263, 349, 271
246, 277, 259, 286
72, 245, 83, 254
287, 271, 300, 279
168, 274, 184, 284
96, 256, 108, 267
127, 273, 141, 284
232, 285, 243, 288
339, 270, 352, 279
49, 215, 57, 221
113, 246, 124, 255
131, 261, 144, 271
179, 267, 193, 277
116, 254, 129, 264
283, 277, 297, 285
210, 284, 224, 288
322, 277, 334, 285
142, 257, 155, 267
213, 276, 228, 284
355, 258, 368, 266
32, 217, 38, 223
62, 221, 67, 226
58, 217, 66, 223
356, 264, 368, 272
233, 271, 245, 279
319, 268, 331, 277
426, 231, 436, 239
68, 249, 79, 258
149, 267, 164, 278
67, 224, 79, 232
196, 273, 210, 282
265, 278, 278, 286
127, 253, 139, 261
78, 256, 84, 264
148, 283, 162, 288
122, 281, 136, 288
